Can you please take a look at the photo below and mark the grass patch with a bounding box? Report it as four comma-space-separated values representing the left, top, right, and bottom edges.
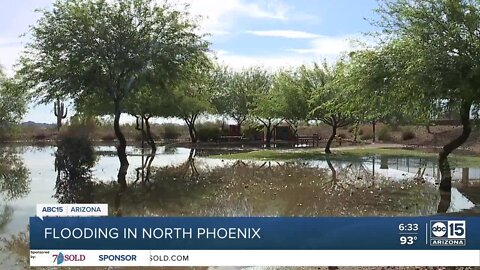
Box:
339, 148, 434, 157
210, 147, 480, 167
212, 149, 329, 160
450, 155, 480, 167
210, 147, 433, 161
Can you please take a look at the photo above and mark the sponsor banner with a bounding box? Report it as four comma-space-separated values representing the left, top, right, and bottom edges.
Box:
30, 216, 475, 250
36, 204, 108, 219
30, 250, 480, 267
30, 250, 147, 267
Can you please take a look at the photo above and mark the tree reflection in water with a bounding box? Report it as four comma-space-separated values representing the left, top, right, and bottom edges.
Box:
0, 150, 30, 201
0, 148, 30, 231
134, 147, 156, 183
54, 131, 97, 203
437, 158, 452, 214
94, 155, 439, 217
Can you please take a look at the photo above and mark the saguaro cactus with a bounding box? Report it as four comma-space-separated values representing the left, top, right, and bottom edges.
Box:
54, 98, 67, 131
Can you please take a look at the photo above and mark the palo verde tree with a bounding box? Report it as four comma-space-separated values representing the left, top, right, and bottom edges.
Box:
304, 63, 352, 154
252, 85, 283, 147
374, 0, 480, 191
340, 49, 435, 141
213, 67, 258, 131
0, 68, 29, 132
20, 0, 209, 187
126, 85, 163, 152
272, 69, 311, 136
244, 67, 282, 148
168, 61, 214, 143
337, 51, 389, 142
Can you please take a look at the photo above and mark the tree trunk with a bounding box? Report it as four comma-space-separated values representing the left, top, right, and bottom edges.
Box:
437, 191, 451, 214
353, 122, 359, 143
372, 120, 376, 143
236, 119, 243, 134
426, 123, 432, 134
187, 122, 197, 143
438, 100, 472, 191
326, 159, 337, 183
144, 116, 156, 152
145, 148, 156, 182
325, 124, 337, 154
113, 99, 128, 191
265, 123, 272, 148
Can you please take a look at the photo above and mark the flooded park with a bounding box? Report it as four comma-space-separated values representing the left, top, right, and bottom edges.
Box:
0, 138, 478, 268
3, 0, 480, 268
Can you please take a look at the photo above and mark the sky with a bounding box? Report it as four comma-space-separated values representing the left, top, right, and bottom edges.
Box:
0, 0, 380, 124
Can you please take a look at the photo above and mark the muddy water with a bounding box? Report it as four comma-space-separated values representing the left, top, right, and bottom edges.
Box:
0, 144, 477, 269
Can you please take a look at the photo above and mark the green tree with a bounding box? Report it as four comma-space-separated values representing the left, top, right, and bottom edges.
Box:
339, 50, 434, 141
126, 84, 169, 152
272, 69, 311, 136
304, 63, 352, 153
0, 68, 29, 131
252, 89, 283, 148
54, 130, 97, 203
20, 0, 209, 187
244, 68, 283, 148
212, 67, 258, 130
374, 0, 480, 191
168, 63, 214, 143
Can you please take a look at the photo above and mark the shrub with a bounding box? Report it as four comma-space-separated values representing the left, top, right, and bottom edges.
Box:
134, 131, 145, 141
60, 122, 93, 140
197, 122, 221, 142
0, 127, 14, 141
360, 132, 373, 141
390, 124, 401, 132
401, 130, 416, 141
378, 126, 391, 141
242, 125, 262, 140
358, 128, 364, 136
100, 133, 116, 141
57, 129, 96, 167
69, 115, 98, 132
161, 124, 182, 140
33, 133, 48, 140
337, 133, 347, 139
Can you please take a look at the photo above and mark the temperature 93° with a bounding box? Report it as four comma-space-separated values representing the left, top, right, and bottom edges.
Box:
398, 223, 419, 246
400, 235, 418, 245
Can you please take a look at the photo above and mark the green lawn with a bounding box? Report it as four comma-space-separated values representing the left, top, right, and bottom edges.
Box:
210, 147, 480, 167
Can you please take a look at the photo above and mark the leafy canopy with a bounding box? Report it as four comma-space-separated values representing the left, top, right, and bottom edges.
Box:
20, 0, 209, 109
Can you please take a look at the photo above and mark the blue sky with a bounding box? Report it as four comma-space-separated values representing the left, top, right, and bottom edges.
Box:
0, 0, 379, 123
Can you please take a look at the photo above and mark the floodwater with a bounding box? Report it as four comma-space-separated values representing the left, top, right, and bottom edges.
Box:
0, 142, 477, 269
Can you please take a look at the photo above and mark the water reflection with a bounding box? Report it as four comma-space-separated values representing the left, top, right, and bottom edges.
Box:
54, 133, 97, 203
94, 156, 440, 217
0, 205, 13, 233
0, 150, 30, 201
134, 147, 156, 183
0, 148, 30, 232
2, 144, 480, 269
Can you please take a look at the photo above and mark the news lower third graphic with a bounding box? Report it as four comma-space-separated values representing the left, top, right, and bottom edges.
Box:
30, 204, 480, 267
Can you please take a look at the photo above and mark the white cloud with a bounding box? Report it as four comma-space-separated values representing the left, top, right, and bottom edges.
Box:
289, 34, 372, 57
171, 0, 297, 36
0, 37, 24, 76
213, 50, 322, 71
245, 30, 320, 39
212, 34, 375, 71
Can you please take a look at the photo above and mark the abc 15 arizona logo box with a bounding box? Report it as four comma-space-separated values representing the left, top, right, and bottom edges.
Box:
430, 220, 466, 246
